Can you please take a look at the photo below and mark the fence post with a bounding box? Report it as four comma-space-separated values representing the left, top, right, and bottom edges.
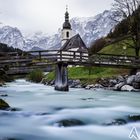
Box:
60, 51, 62, 61
80, 52, 82, 62
39, 51, 41, 61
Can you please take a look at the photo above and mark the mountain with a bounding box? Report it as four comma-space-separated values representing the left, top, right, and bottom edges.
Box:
24, 32, 61, 51
71, 10, 120, 46
0, 26, 25, 50
0, 10, 120, 51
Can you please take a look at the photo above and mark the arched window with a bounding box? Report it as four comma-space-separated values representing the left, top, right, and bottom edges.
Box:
66, 32, 69, 38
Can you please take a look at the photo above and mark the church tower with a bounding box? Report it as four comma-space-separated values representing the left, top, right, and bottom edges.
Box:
61, 6, 72, 46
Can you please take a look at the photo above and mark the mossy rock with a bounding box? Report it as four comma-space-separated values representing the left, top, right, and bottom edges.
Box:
0, 99, 10, 110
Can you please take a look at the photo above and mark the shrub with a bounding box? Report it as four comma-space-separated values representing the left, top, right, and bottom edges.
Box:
89, 38, 107, 55
27, 69, 44, 83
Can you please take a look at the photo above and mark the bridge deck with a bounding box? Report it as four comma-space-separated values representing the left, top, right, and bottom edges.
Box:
0, 50, 140, 75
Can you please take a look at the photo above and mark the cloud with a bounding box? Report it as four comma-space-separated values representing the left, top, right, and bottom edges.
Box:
0, 0, 114, 35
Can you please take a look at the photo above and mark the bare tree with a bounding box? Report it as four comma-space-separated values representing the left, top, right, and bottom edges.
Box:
112, 0, 140, 57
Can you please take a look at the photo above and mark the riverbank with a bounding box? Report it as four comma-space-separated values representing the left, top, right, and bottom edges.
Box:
44, 68, 140, 92
0, 68, 14, 86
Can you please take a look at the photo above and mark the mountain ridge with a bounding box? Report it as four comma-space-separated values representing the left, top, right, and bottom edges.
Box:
0, 10, 120, 51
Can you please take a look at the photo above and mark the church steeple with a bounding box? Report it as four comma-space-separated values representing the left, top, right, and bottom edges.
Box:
63, 6, 71, 29
61, 6, 73, 46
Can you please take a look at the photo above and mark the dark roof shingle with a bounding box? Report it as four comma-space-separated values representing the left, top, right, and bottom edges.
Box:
60, 34, 88, 52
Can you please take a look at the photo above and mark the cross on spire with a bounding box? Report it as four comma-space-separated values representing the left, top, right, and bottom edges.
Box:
66, 5, 68, 12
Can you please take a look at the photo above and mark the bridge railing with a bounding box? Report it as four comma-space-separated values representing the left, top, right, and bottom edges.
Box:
89, 53, 140, 67
0, 50, 140, 70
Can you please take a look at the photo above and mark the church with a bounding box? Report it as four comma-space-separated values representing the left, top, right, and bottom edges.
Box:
60, 7, 88, 53
55, 8, 88, 92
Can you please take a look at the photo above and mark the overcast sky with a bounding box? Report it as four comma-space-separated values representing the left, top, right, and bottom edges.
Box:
0, 0, 114, 36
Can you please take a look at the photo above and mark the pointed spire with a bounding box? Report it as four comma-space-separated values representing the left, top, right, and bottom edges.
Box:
65, 5, 69, 22
63, 5, 71, 29
66, 5, 68, 12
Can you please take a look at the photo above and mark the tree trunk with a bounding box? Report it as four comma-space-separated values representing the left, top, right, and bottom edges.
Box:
135, 47, 140, 58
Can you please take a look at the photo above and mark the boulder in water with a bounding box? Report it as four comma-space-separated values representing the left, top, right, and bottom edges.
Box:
94, 84, 103, 88
135, 72, 140, 83
133, 82, 140, 89
56, 119, 85, 127
0, 94, 8, 97
127, 75, 135, 85
0, 98, 10, 110
121, 85, 134, 92
114, 82, 125, 91
117, 76, 125, 83
104, 119, 127, 126
128, 115, 140, 122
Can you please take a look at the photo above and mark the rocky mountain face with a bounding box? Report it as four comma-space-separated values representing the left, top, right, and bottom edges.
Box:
71, 10, 120, 46
0, 26, 25, 50
0, 10, 119, 51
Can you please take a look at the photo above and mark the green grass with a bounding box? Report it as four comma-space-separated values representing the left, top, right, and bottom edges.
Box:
46, 67, 129, 84
100, 39, 140, 56
27, 69, 45, 83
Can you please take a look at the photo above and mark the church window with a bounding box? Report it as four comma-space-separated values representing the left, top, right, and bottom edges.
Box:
66, 32, 69, 38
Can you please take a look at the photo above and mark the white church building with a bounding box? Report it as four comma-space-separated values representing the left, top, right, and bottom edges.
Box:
60, 7, 88, 53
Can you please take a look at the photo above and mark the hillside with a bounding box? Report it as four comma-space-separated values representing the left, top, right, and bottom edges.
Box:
0, 43, 22, 53
99, 39, 140, 56
90, 6, 140, 57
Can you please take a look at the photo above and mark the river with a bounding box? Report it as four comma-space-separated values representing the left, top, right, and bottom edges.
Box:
0, 79, 140, 140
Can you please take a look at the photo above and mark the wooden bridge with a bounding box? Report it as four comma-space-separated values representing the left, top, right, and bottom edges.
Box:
0, 50, 140, 91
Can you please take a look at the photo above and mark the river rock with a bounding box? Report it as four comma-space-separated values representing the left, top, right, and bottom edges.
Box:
117, 76, 125, 83
128, 115, 140, 122
109, 79, 118, 86
68, 80, 74, 85
132, 82, 140, 89
0, 99, 10, 110
94, 84, 103, 88
0, 94, 8, 97
69, 80, 81, 88
85, 84, 94, 89
114, 82, 125, 91
135, 72, 140, 83
121, 85, 134, 92
127, 75, 135, 85
56, 119, 85, 127
50, 80, 55, 86
75, 85, 82, 88
104, 119, 127, 126
40, 78, 47, 85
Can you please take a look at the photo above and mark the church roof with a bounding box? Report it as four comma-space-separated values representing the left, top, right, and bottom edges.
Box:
60, 34, 88, 52
63, 21, 71, 29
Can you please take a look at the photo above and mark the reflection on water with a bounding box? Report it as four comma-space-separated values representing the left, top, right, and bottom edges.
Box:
0, 79, 140, 140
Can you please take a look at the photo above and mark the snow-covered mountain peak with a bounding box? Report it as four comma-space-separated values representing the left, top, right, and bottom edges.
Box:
0, 10, 120, 51
0, 26, 25, 50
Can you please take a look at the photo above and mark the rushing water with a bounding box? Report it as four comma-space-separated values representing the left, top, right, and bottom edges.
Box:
0, 79, 140, 140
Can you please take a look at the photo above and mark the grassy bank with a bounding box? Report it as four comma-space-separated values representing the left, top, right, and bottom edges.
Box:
27, 69, 45, 83
99, 39, 140, 56
46, 67, 129, 84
